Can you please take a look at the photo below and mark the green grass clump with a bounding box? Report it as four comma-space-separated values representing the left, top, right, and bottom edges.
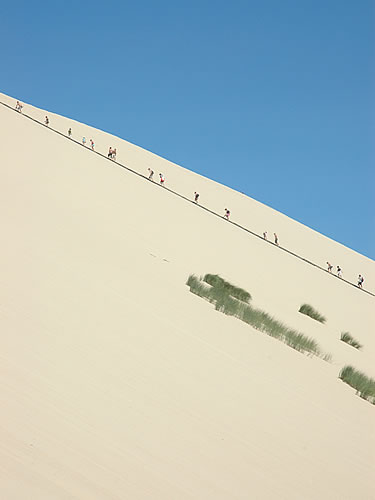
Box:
203, 274, 251, 303
186, 275, 247, 314
340, 332, 362, 350
339, 366, 375, 404
186, 275, 211, 301
299, 304, 326, 324
186, 274, 324, 358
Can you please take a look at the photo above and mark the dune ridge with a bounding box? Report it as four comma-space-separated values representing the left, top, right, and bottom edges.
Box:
1, 97, 373, 297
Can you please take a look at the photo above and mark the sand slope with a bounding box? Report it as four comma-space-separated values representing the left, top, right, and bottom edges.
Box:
0, 93, 374, 499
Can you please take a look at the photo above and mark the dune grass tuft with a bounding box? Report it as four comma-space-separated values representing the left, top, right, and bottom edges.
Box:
298, 304, 326, 324
340, 332, 362, 350
203, 274, 251, 303
187, 274, 325, 358
339, 366, 375, 404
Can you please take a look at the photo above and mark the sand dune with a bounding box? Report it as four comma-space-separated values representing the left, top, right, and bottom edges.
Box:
0, 93, 374, 499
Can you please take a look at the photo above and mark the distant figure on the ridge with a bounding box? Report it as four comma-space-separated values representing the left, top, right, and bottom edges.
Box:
45, 116, 49, 126
15, 101, 23, 112
224, 208, 230, 220
82, 137, 86, 146
337, 266, 343, 279
148, 168, 154, 181
159, 173, 165, 186
358, 275, 364, 288
90, 139, 95, 150
194, 192, 199, 203
68, 127, 72, 138
112, 148, 117, 161
326, 262, 333, 273
108, 147, 113, 158
274, 233, 279, 246
263, 231, 268, 240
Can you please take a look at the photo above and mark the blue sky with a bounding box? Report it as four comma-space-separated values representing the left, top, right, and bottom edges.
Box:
2, 0, 374, 258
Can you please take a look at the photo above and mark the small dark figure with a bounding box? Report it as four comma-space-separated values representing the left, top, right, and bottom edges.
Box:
68, 127, 72, 137
224, 208, 230, 220
358, 275, 364, 288
108, 147, 113, 158
45, 116, 49, 126
194, 192, 199, 203
326, 262, 333, 273
90, 139, 94, 150
148, 168, 154, 181
337, 266, 343, 279
263, 231, 268, 240
274, 233, 279, 246
159, 173, 165, 185
15, 100, 23, 112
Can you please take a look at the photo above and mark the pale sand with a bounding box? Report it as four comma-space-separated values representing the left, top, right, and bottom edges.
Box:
0, 93, 374, 499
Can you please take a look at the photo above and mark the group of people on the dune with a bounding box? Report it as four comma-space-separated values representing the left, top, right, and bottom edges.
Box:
326, 262, 365, 288
107, 147, 117, 161
12, 99, 368, 291
263, 231, 279, 246
67, 127, 95, 152
327, 262, 343, 278
80, 137, 95, 150
147, 168, 165, 185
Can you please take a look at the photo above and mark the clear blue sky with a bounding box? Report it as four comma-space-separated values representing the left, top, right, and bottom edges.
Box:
2, 0, 374, 258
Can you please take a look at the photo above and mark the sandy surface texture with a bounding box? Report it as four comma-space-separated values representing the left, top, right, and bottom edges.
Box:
0, 93, 374, 499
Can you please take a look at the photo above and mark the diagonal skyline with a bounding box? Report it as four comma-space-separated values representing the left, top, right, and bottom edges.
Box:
1, 0, 373, 258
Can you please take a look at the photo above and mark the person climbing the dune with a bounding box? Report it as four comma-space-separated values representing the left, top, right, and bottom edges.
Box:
326, 262, 333, 273
45, 116, 49, 126
148, 168, 154, 181
108, 147, 113, 158
159, 173, 165, 186
82, 136, 86, 146
263, 231, 268, 240
90, 139, 95, 150
68, 128, 72, 138
274, 233, 279, 246
112, 148, 116, 160
337, 266, 343, 279
224, 208, 230, 220
358, 275, 364, 288
194, 192, 199, 203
